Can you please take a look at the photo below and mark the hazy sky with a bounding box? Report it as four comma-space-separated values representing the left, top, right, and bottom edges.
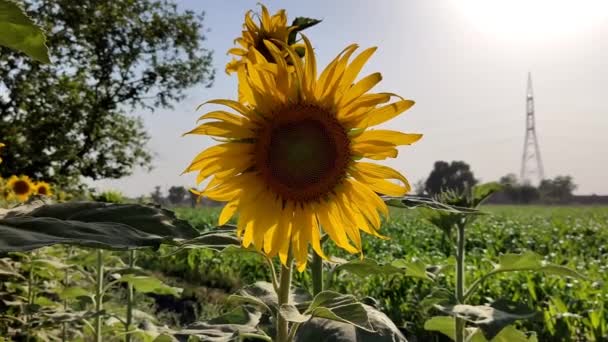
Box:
92, 0, 608, 196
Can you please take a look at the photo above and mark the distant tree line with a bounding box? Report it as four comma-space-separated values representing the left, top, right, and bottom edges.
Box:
416, 160, 580, 204
148, 185, 221, 208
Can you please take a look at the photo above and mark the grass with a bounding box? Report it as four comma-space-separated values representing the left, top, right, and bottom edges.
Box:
140, 205, 608, 341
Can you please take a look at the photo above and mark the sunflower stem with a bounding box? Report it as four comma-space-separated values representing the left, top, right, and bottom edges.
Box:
125, 250, 136, 342
455, 221, 466, 342
311, 251, 323, 296
95, 249, 104, 342
276, 256, 293, 342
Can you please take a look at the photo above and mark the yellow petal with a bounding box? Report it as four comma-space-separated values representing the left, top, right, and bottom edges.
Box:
356, 100, 415, 128
315, 201, 358, 254
278, 201, 295, 265
197, 110, 251, 126
339, 47, 377, 91
185, 121, 254, 139
339, 72, 382, 107
196, 99, 252, 118
353, 130, 423, 146
350, 162, 411, 196
219, 198, 239, 226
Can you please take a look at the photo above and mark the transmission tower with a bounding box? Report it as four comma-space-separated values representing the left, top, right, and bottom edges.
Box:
520, 72, 545, 184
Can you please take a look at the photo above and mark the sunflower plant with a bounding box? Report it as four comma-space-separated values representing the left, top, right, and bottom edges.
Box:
183, 4, 424, 340
384, 184, 586, 342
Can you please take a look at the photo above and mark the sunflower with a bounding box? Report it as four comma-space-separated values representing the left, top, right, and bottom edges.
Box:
0, 142, 4, 164
185, 36, 422, 271
34, 181, 52, 197
225, 4, 292, 74
6, 175, 34, 202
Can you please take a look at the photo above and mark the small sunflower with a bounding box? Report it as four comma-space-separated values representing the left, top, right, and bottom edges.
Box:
34, 181, 52, 197
0, 142, 5, 164
185, 36, 422, 271
6, 175, 34, 202
226, 4, 292, 74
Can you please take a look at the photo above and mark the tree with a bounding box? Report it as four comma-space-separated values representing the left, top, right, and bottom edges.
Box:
167, 186, 187, 205
498, 173, 539, 204
425, 161, 477, 196
539, 175, 577, 204
150, 185, 164, 205
413, 179, 427, 196
0, 0, 214, 186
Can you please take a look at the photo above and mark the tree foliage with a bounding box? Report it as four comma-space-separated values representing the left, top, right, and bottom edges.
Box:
539, 175, 577, 204
0, 0, 214, 186
425, 161, 478, 196
498, 173, 539, 204
167, 185, 187, 205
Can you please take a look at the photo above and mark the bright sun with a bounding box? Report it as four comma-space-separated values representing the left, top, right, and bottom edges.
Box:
453, 0, 608, 43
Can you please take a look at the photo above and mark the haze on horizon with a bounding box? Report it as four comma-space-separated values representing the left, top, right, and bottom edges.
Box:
91, 0, 608, 197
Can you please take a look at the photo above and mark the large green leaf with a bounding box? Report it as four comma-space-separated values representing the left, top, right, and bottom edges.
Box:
304, 291, 373, 331
424, 316, 456, 340
6, 201, 199, 239
436, 300, 537, 340
492, 251, 584, 278
294, 302, 407, 342
424, 316, 536, 342
168, 306, 269, 341
466, 251, 585, 299
117, 275, 182, 297
0, 0, 50, 63
238, 281, 311, 314
175, 225, 240, 252
0, 201, 199, 252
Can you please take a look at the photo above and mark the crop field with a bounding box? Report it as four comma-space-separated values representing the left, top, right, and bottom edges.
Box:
132, 205, 607, 341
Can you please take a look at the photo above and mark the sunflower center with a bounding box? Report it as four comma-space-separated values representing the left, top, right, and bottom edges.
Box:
13, 180, 30, 195
38, 186, 48, 195
255, 105, 351, 202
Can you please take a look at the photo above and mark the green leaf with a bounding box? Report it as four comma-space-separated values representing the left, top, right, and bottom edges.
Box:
227, 294, 272, 314
279, 304, 310, 323
472, 182, 502, 207
424, 316, 456, 340
0, 0, 50, 63
31, 258, 71, 270
295, 302, 407, 341
466, 251, 585, 300
118, 275, 182, 297
392, 259, 434, 280
59, 286, 90, 300
288, 17, 322, 44
334, 258, 433, 280
435, 300, 537, 340
238, 281, 312, 315
492, 325, 538, 342
304, 291, 373, 331
177, 226, 240, 251
0, 201, 199, 252
384, 196, 480, 214
492, 251, 584, 279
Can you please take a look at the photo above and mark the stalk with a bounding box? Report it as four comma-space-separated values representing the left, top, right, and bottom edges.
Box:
311, 251, 323, 296
455, 222, 466, 342
26, 261, 35, 341
125, 250, 135, 342
62, 247, 74, 342
95, 250, 104, 342
276, 256, 293, 342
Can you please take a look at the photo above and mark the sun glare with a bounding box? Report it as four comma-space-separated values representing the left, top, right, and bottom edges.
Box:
453, 0, 608, 43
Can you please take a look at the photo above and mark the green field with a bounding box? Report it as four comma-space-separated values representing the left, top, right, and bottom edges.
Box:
133, 205, 608, 341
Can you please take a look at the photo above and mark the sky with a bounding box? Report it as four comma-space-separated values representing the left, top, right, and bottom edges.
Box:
92, 0, 608, 197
